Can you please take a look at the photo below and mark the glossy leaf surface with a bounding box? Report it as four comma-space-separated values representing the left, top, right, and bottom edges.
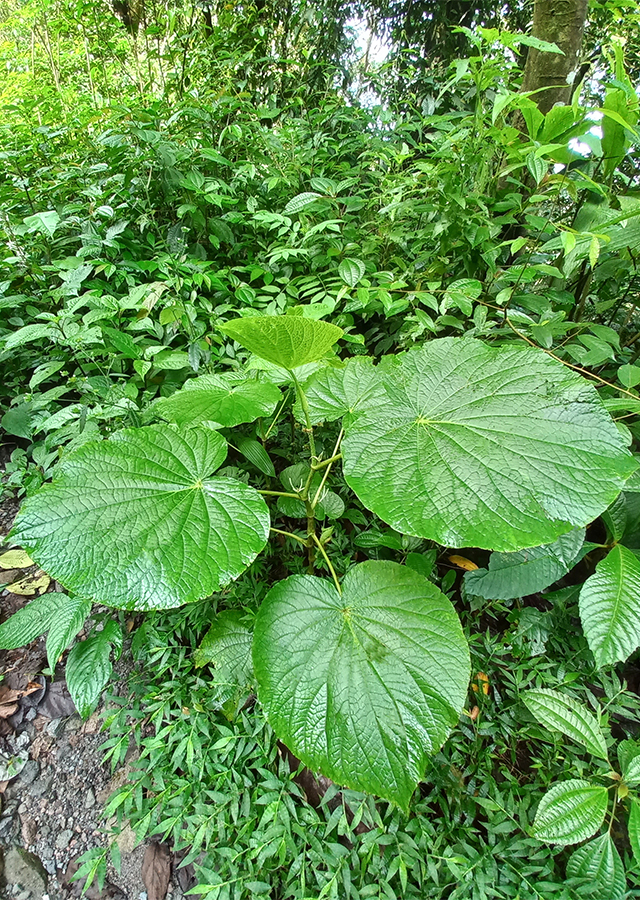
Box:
523, 688, 608, 760
12, 426, 270, 611
154, 374, 281, 428
296, 358, 387, 425
343, 339, 635, 551
566, 834, 625, 900
253, 560, 470, 810
532, 779, 608, 845
579, 544, 640, 666
220, 315, 343, 370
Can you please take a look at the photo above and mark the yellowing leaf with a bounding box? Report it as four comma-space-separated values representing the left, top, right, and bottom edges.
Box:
0, 550, 34, 569
6, 572, 51, 596
449, 555, 478, 571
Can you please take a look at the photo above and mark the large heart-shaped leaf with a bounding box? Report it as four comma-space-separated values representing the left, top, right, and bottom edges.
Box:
343, 339, 635, 551
11, 426, 270, 611
154, 374, 281, 428
295, 358, 387, 425
253, 560, 470, 811
464, 529, 585, 600
220, 315, 343, 370
579, 544, 640, 666
532, 779, 608, 845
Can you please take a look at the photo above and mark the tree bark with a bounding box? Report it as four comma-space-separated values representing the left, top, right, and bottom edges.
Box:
521, 0, 589, 114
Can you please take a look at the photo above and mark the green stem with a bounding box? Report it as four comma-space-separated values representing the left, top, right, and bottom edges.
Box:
259, 490, 301, 499
312, 533, 341, 595
311, 429, 344, 510
270, 527, 307, 547
290, 370, 316, 461
311, 452, 342, 471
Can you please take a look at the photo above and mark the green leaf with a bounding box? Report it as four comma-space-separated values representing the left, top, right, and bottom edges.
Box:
66, 621, 121, 718
601, 494, 627, 543
253, 560, 470, 810
284, 192, 323, 214
579, 545, 640, 666
220, 315, 343, 370
46, 597, 92, 670
3, 323, 52, 351
2, 405, 34, 440
523, 688, 608, 760
629, 799, 640, 867
295, 358, 387, 425
618, 364, 640, 389
23, 210, 60, 237
464, 529, 585, 600
618, 740, 640, 786
532, 780, 608, 846
193, 611, 253, 691
12, 426, 270, 611
235, 436, 275, 476
154, 374, 281, 428
343, 339, 635, 552
566, 833, 626, 900
338, 259, 366, 288
0, 592, 70, 650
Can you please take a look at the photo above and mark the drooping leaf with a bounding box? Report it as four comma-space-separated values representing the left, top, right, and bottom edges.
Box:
523, 688, 608, 760
338, 258, 366, 288
464, 529, 585, 600
533, 779, 608, 846
253, 560, 470, 810
284, 192, 323, 214
66, 620, 121, 718
46, 597, 92, 670
618, 740, 640, 786
3, 323, 52, 351
566, 833, 626, 900
235, 436, 276, 476
12, 426, 270, 611
0, 592, 70, 650
343, 339, 635, 552
154, 374, 281, 428
579, 544, 640, 666
295, 358, 387, 425
2, 405, 34, 440
220, 315, 343, 370
194, 610, 253, 689
629, 799, 640, 867
601, 493, 627, 543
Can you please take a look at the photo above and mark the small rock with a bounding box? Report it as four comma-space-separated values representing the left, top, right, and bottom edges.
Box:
115, 823, 137, 854
84, 789, 95, 809
29, 774, 53, 799
55, 829, 73, 850
3, 847, 48, 899
19, 760, 40, 786
25, 708, 36, 722
20, 813, 38, 846
44, 719, 65, 737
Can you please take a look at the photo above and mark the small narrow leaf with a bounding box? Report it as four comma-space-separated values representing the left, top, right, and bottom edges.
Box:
154, 375, 281, 429
523, 688, 608, 760
0, 593, 70, 650
532, 780, 608, 846
46, 597, 92, 670
579, 544, 640, 666
220, 315, 343, 370
66, 622, 121, 718
284, 192, 323, 214
235, 436, 276, 476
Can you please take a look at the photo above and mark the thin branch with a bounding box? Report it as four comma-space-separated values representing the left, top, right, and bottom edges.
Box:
312, 534, 341, 595
270, 527, 307, 546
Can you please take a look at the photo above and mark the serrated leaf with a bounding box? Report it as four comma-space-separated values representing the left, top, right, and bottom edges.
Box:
579, 544, 640, 666
220, 315, 343, 370
566, 833, 626, 900
66, 622, 121, 718
194, 610, 253, 692
532, 779, 608, 845
601, 493, 627, 543
235, 436, 275, 476
338, 258, 366, 288
618, 740, 640, 786
284, 192, 323, 214
253, 560, 470, 811
12, 426, 270, 611
629, 799, 640, 867
295, 358, 387, 425
46, 597, 92, 670
154, 374, 281, 428
464, 529, 585, 600
343, 338, 635, 551
523, 688, 608, 760
0, 592, 70, 649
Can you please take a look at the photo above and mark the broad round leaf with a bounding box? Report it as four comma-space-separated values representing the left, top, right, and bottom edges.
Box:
154, 374, 281, 428
579, 544, 640, 667
523, 688, 609, 760
253, 560, 470, 810
465, 529, 585, 601
295, 358, 387, 426
532, 779, 608, 846
566, 834, 625, 900
338, 258, 366, 288
220, 315, 343, 370
11, 426, 270, 611
343, 339, 635, 551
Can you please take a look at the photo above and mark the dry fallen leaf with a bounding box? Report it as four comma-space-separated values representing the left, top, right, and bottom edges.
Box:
6, 571, 51, 596
448, 555, 479, 571
142, 842, 171, 900
0, 549, 34, 569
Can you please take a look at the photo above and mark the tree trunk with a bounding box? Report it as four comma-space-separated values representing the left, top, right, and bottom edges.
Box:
521, 0, 589, 114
